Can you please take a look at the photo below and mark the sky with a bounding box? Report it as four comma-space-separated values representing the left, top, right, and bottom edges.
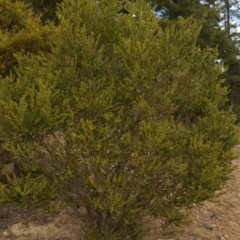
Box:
235, 21, 240, 33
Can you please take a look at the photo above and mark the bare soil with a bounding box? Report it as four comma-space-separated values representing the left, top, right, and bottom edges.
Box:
1, 158, 240, 239
146, 158, 240, 240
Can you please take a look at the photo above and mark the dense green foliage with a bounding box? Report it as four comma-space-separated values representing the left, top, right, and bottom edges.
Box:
0, 0, 54, 175
0, 173, 58, 210
0, 0, 54, 77
0, 0, 238, 239
27, 0, 62, 23
149, 0, 240, 117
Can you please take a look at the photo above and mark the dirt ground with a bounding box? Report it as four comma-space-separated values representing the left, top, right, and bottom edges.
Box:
1, 156, 240, 239
146, 158, 240, 240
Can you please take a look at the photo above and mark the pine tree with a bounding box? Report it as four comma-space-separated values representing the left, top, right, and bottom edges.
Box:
0, 0, 238, 238
214, 0, 240, 116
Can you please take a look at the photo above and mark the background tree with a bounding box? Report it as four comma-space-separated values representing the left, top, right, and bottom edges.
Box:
216, 0, 240, 37
0, 0, 54, 78
27, 0, 62, 23
149, 0, 240, 118
0, 0, 238, 238
213, 0, 240, 115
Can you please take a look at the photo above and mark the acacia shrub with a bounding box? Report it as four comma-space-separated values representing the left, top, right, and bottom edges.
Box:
0, 0, 238, 238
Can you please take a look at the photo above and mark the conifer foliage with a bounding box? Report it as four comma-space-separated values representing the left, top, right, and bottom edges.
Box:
0, 0, 238, 238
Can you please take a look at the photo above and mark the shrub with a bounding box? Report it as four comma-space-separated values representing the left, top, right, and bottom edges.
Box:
0, 0, 238, 238
0, 173, 58, 211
